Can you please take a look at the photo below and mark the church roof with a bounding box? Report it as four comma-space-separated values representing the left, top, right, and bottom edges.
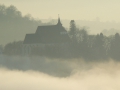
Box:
36, 24, 66, 34
23, 17, 71, 44
23, 34, 41, 44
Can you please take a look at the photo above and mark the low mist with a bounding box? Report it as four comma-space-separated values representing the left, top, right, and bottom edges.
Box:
0, 55, 120, 90
0, 55, 73, 77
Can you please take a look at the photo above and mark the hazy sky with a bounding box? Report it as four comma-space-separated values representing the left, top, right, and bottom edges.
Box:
1, 0, 120, 22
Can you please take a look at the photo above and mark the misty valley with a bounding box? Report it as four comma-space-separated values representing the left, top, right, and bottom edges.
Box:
0, 4, 120, 77
1, 4, 120, 90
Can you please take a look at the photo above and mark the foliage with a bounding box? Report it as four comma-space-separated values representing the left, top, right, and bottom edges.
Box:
69, 20, 77, 42
4, 41, 23, 55
0, 4, 52, 45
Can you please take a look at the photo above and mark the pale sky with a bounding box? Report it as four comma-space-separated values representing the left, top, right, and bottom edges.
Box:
1, 0, 120, 22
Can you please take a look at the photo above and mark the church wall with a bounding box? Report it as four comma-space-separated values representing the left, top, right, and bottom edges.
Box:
22, 43, 70, 55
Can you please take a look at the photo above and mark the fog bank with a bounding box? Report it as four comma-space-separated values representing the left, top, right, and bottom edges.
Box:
0, 60, 120, 90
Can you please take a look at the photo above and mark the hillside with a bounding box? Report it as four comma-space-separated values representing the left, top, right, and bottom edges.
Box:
0, 4, 51, 45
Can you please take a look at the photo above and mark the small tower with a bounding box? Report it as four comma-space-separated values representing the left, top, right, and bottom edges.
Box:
57, 14, 62, 26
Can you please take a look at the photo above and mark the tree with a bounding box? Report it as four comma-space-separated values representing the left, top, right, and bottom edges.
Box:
109, 33, 120, 60
69, 20, 77, 42
91, 33, 107, 59
76, 29, 88, 43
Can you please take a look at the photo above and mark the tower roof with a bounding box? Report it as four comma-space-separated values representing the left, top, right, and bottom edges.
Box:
57, 15, 62, 26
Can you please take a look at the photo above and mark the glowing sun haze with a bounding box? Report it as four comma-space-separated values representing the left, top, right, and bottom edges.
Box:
1, 0, 120, 22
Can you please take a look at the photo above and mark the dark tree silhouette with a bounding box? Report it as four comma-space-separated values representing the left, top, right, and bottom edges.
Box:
69, 20, 77, 42
109, 33, 120, 60
87, 33, 106, 60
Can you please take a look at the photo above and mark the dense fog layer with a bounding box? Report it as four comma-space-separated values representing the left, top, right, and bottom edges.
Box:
0, 55, 73, 77
0, 55, 120, 90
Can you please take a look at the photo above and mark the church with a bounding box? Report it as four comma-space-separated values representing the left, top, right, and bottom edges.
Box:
22, 17, 71, 54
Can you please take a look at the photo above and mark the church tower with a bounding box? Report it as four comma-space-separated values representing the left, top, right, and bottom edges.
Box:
57, 15, 62, 26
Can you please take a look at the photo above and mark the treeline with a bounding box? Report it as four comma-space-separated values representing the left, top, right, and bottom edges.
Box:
3, 20, 120, 60
35, 20, 120, 60
67, 20, 120, 60
1, 4, 120, 60
0, 4, 51, 45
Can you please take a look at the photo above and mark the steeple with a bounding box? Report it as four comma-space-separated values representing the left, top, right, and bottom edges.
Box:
57, 14, 62, 26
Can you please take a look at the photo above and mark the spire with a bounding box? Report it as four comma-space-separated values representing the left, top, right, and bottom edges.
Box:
57, 14, 62, 26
